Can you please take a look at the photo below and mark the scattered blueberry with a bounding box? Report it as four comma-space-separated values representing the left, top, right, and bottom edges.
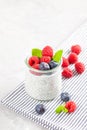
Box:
35, 104, 45, 114
49, 61, 58, 69
61, 92, 70, 102
39, 62, 50, 70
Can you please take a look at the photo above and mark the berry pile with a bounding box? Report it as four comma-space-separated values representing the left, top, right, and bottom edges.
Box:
62, 44, 85, 78
26, 46, 63, 71
55, 92, 76, 114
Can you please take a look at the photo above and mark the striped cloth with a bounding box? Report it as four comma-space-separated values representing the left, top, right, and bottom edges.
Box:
1, 22, 87, 130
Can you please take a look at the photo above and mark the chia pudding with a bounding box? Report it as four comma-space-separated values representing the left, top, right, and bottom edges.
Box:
25, 63, 62, 100
25, 46, 63, 101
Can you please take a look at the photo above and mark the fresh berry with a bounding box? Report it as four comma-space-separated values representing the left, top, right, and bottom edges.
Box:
75, 62, 85, 74
28, 56, 39, 66
65, 101, 76, 113
35, 104, 45, 114
40, 56, 51, 63
61, 92, 70, 102
71, 44, 81, 55
49, 61, 58, 69
32, 64, 40, 70
68, 53, 78, 64
42, 46, 53, 58
62, 68, 73, 78
62, 57, 69, 67
39, 62, 50, 70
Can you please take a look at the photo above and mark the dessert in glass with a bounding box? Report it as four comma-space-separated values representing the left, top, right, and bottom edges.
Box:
25, 46, 63, 101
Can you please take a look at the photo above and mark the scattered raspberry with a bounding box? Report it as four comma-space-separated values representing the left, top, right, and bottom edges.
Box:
40, 56, 51, 63
32, 64, 40, 70
62, 68, 73, 78
68, 53, 78, 64
71, 44, 81, 55
65, 101, 76, 113
42, 46, 53, 57
75, 62, 85, 74
62, 57, 69, 67
28, 56, 39, 66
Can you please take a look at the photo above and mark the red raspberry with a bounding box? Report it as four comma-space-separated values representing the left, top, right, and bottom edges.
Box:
62, 57, 69, 67
42, 46, 53, 58
62, 68, 73, 78
71, 44, 81, 55
65, 101, 76, 113
75, 62, 85, 74
68, 53, 78, 64
32, 64, 40, 70
28, 56, 39, 66
40, 56, 51, 63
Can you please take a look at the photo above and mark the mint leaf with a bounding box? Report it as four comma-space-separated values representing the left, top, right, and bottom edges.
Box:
55, 105, 64, 114
53, 50, 63, 63
32, 48, 42, 58
63, 108, 68, 113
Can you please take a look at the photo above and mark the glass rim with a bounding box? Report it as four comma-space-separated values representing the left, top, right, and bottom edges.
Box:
26, 60, 61, 74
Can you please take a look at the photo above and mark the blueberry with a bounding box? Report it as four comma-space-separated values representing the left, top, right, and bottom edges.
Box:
49, 61, 58, 69
39, 62, 50, 70
61, 92, 70, 102
35, 104, 45, 114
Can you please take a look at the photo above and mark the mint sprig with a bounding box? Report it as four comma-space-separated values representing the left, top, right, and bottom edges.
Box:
32, 48, 42, 58
53, 50, 63, 63
55, 105, 68, 114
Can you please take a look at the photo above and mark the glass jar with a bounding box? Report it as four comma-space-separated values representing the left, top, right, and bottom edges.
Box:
25, 63, 62, 101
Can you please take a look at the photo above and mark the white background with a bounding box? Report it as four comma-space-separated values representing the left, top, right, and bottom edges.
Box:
0, 0, 87, 130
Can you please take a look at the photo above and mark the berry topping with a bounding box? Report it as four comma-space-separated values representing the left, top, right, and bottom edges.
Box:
42, 46, 53, 57
49, 61, 58, 69
71, 44, 81, 55
75, 62, 85, 74
62, 57, 69, 67
39, 62, 50, 70
32, 64, 40, 70
35, 104, 45, 114
65, 101, 76, 113
40, 56, 51, 63
28, 56, 39, 66
68, 53, 78, 64
61, 92, 70, 102
62, 68, 73, 78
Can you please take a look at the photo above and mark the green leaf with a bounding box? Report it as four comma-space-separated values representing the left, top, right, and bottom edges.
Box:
53, 50, 63, 63
63, 108, 68, 113
55, 105, 64, 114
32, 48, 42, 58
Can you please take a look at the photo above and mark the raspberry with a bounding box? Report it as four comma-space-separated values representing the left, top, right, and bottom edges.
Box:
32, 64, 40, 70
62, 57, 69, 67
42, 46, 53, 57
40, 56, 51, 63
75, 62, 85, 74
71, 44, 81, 55
65, 101, 76, 113
28, 56, 39, 66
62, 68, 73, 78
68, 53, 78, 64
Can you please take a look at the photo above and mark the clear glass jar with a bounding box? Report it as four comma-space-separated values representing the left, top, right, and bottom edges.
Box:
25, 63, 62, 101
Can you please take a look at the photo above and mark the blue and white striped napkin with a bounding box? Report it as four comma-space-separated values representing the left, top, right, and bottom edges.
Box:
1, 22, 87, 130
